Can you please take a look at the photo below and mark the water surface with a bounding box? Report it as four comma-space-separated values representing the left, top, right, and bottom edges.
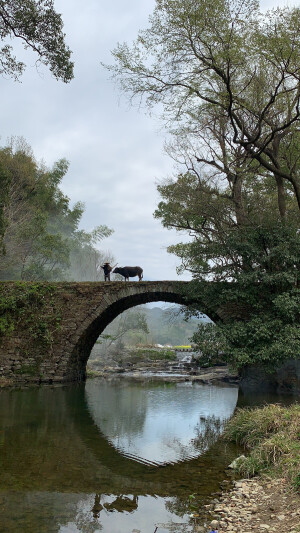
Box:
0, 377, 284, 533
86, 380, 238, 465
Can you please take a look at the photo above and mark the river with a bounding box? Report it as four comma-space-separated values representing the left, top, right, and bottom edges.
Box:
0, 378, 294, 533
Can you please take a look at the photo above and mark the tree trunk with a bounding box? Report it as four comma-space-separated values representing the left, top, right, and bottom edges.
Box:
274, 174, 286, 221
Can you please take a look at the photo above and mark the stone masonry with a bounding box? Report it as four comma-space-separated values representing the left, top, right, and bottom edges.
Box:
0, 281, 207, 385
1, 280, 298, 391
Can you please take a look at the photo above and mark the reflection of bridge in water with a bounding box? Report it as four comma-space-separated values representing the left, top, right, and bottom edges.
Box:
86, 379, 239, 466
0, 380, 240, 532
0, 381, 239, 496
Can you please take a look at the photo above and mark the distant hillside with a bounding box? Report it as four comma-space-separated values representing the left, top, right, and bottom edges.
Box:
97, 304, 208, 348
140, 306, 199, 345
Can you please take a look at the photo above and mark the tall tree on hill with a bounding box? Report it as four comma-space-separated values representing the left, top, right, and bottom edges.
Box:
99, 309, 150, 353
0, 0, 73, 246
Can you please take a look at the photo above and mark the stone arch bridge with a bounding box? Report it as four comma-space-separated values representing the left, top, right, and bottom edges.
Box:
0, 280, 222, 385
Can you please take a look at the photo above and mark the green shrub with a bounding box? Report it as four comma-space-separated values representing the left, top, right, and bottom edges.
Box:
131, 348, 176, 361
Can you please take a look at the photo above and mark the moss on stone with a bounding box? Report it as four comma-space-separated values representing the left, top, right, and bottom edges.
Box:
0, 282, 62, 348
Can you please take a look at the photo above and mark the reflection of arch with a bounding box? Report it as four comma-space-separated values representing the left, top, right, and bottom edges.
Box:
66, 282, 212, 382
66, 382, 240, 495
0, 379, 242, 533
0, 381, 240, 497
85, 379, 239, 466
65, 385, 159, 483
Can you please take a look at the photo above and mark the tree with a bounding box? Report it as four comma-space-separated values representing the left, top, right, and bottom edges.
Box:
0, 138, 113, 281
106, 0, 300, 215
0, 0, 73, 82
106, 0, 300, 370
0, 158, 10, 253
97, 309, 149, 354
68, 228, 114, 281
191, 323, 228, 366
155, 169, 298, 281
155, 170, 300, 369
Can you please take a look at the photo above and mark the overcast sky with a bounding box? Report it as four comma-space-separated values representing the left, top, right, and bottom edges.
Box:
0, 0, 295, 281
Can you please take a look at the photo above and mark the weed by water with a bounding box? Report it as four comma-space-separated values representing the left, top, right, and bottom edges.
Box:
224, 404, 300, 491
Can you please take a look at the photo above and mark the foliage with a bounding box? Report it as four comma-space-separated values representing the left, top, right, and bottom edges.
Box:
183, 223, 300, 370
68, 227, 114, 282
156, 170, 300, 370
0, 0, 73, 82
130, 347, 176, 361
0, 159, 10, 254
191, 323, 228, 366
107, 0, 300, 213
155, 173, 299, 282
97, 309, 150, 352
224, 404, 300, 491
106, 0, 300, 370
0, 282, 61, 355
0, 138, 113, 281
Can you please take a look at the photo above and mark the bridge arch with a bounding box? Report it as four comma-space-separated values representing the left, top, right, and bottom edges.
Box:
0, 280, 218, 384
66, 281, 199, 382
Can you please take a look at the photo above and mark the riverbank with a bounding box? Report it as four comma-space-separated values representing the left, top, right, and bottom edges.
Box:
87, 364, 240, 385
197, 403, 300, 533
200, 476, 300, 533
88, 344, 240, 386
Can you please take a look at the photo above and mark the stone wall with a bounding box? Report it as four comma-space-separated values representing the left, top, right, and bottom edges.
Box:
240, 359, 300, 395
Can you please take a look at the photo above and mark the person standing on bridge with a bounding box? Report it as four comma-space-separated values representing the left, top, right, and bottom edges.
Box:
101, 262, 112, 281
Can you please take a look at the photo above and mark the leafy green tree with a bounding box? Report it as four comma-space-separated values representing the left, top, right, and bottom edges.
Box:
155, 169, 299, 369
191, 323, 228, 366
0, 0, 73, 81
155, 171, 298, 281
0, 138, 113, 281
0, 159, 10, 254
107, 0, 300, 370
180, 222, 300, 370
68, 227, 114, 282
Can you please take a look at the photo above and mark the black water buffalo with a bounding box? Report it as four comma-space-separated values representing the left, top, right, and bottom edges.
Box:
113, 266, 143, 281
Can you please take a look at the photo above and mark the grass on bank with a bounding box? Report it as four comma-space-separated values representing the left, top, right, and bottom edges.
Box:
224, 404, 300, 491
